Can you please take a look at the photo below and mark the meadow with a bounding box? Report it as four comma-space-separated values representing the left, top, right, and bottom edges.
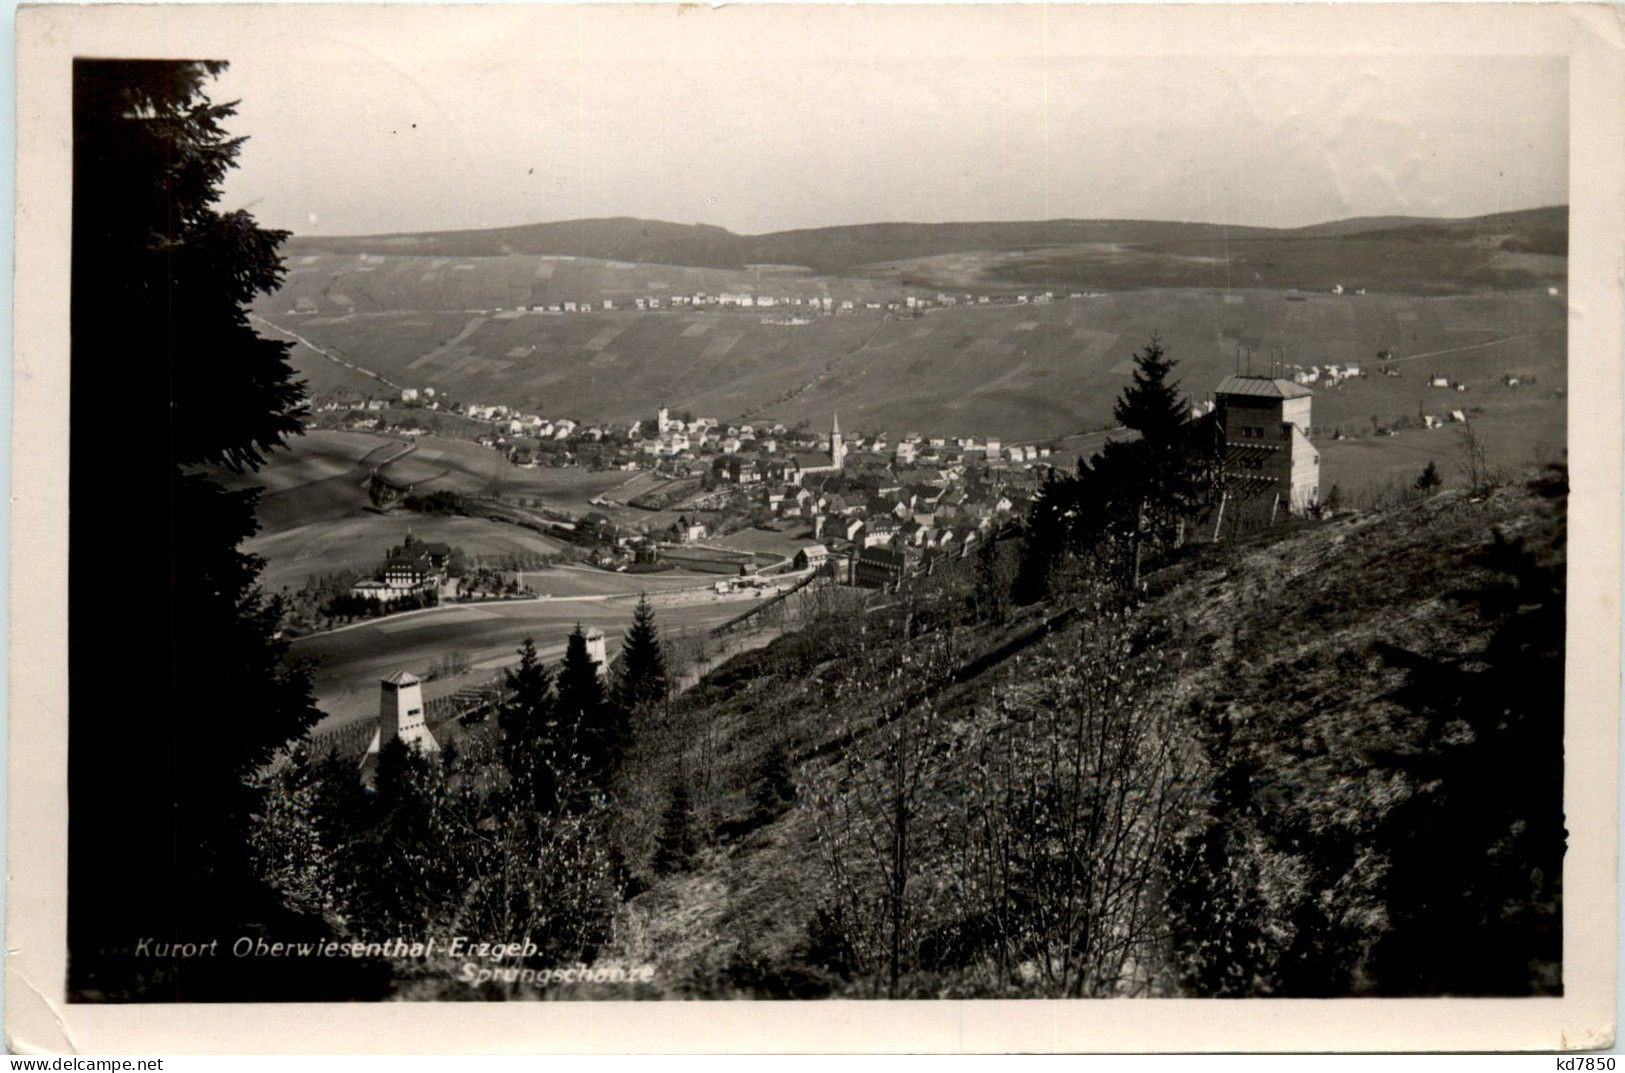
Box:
264, 286, 1565, 453
225, 430, 635, 592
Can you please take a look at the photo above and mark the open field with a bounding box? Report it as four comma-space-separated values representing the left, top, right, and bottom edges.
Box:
235, 430, 628, 517
221, 430, 645, 591
711, 524, 818, 559
248, 515, 565, 594
292, 587, 771, 732
1317, 391, 1568, 500
514, 564, 722, 598
899, 229, 1563, 296
266, 251, 934, 318
262, 287, 1565, 453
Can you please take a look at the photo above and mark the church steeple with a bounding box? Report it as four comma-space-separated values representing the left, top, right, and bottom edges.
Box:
830, 412, 846, 469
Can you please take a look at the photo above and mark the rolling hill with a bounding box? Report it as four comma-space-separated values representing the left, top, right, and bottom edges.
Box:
218, 430, 639, 592
256, 206, 1566, 508
260, 286, 1565, 454
286, 207, 1566, 281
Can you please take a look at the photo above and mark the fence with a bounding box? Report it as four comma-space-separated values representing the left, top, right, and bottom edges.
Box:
299, 673, 513, 764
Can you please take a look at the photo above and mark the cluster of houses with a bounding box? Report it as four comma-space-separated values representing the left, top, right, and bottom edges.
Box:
502, 289, 1080, 318
1289, 362, 1365, 387
666, 413, 1046, 591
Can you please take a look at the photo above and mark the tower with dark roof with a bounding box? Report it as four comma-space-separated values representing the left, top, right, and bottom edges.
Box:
1213, 376, 1320, 515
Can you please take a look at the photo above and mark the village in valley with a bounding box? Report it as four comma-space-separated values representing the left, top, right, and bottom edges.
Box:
63, 32, 1576, 1011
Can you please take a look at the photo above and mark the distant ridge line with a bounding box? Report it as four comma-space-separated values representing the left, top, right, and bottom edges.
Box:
284, 205, 1569, 274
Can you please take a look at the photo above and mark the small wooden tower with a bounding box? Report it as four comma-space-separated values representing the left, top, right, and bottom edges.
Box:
584, 628, 608, 678
359, 670, 438, 787
1213, 375, 1320, 518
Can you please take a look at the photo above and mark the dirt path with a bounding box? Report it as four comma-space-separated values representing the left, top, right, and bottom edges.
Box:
1390, 333, 1532, 365
251, 313, 405, 391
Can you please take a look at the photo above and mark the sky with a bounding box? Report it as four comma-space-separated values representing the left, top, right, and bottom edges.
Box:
208, 6, 1568, 238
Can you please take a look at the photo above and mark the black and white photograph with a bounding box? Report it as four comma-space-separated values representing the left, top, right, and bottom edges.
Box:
9, 1, 1623, 1054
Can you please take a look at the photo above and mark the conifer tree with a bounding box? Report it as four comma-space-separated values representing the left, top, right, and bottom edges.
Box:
751, 737, 798, 825
1113, 334, 1191, 451
1414, 460, 1442, 492
70, 59, 327, 998
499, 638, 562, 811
1109, 335, 1202, 559
558, 624, 606, 721
653, 777, 698, 875
972, 533, 1013, 623
1013, 467, 1070, 604
615, 594, 669, 714
558, 624, 617, 792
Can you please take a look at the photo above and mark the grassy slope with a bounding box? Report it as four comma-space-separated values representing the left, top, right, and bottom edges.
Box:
262, 288, 1565, 447
604, 476, 1563, 995
224, 431, 641, 591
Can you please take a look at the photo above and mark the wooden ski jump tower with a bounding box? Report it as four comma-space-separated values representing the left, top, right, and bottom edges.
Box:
359, 670, 439, 787
1211, 375, 1321, 535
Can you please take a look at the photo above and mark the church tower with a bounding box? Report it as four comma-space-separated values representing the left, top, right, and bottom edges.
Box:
830, 412, 846, 470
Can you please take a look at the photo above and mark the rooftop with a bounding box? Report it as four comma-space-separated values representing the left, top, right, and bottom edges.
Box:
1215, 375, 1313, 400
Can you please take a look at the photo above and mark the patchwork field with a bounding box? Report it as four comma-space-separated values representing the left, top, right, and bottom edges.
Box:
285, 207, 1565, 289
267, 251, 934, 318
247, 515, 565, 595
222, 430, 642, 591
262, 286, 1565, 456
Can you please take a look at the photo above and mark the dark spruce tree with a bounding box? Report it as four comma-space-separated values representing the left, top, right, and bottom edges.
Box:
557, 625, 618, 794
1012, 466, 1072, 604
750, 737, 797, 826
498, 638, 563, 812
1113, 334, 1191, 451
1014, 336, 1208, 600
70, 60, 375, 999
652, 778, 699, 875
1107, 335, 1201, 569
615, 594, 669, 714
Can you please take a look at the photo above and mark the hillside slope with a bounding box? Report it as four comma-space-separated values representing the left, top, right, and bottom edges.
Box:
603, 473, 1566, 997
259, 284, 1566, 467
286, 207, 1565, 279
